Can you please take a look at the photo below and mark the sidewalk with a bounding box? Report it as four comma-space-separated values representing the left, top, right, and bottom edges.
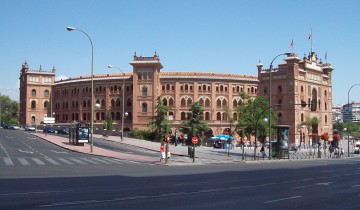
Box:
31, 132, 248, 165
31, 132, 354, 165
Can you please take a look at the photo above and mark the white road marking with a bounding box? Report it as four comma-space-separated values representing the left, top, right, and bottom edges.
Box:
91, 158, 112, 164
70, 158, 87, 165
291, 182, 333, 189
18, 149, 33, 154
264, 196, 302, 203
45, 158, 60, 165
352, 185, 360, 188
3, 157, 14, 166
79, 158, 100, 164
51, 150, 68, 154
32, 158, 45, 165
57, 158, 74, 165
18, 158, 30, 166
0, 190, 73, 196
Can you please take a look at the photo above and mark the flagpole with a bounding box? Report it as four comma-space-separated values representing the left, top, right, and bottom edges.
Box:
310, 28, 313, 52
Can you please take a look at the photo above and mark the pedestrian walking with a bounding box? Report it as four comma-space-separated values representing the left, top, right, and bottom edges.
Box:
160, 143, 165, 163
260, 145, 266, 158
340, 148, 344, 158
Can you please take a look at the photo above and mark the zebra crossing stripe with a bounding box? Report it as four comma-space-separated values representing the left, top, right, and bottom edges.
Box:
4, 157, 14, 166
103, 158, 125, 164
90, 157, 112, 164
18, 158, 30, 166
45, 158, 60, 165
32, 158, 45, 166
57, 158, 74, 165
70, 158, 87, 165
79, 158, 99, 164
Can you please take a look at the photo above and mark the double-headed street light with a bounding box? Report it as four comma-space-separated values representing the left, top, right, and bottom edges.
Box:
108, 65, 127, 142
268, 52, 291, 159
347, 83, 360, 156
67, 26, 94, 153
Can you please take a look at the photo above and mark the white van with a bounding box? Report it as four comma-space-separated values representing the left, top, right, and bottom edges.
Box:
354, 142, 360, 154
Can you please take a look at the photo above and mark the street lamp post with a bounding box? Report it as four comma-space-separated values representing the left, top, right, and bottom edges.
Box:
268, 53, 291, 160
67, 26, 94, 153
108, 65, 126, 142
347, 83, 360, 156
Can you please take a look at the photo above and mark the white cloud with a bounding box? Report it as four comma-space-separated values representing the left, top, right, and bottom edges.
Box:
55, 75, 69, 81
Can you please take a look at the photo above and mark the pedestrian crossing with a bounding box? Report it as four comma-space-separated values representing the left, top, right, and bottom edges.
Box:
0, 157, 138, 167
173, 156, 236, 165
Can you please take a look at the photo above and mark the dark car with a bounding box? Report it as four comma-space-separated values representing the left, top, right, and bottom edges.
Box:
43, 126, 56, 133
3, 124, 10, 129
57, 126, 69, 135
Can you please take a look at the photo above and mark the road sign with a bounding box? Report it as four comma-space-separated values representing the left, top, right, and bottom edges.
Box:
192, 136, 198, 144
44, 117, 55, 124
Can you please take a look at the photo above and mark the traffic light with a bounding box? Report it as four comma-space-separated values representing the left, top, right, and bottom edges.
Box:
310, 99, 317, 111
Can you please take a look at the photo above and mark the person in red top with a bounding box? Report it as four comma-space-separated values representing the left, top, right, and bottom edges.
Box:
160, 143, 165, 163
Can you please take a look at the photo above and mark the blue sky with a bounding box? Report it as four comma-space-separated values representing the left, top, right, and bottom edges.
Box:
1, 0, 359, 105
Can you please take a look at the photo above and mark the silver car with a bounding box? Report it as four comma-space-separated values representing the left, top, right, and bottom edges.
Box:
9, 124, 20, 130
25, 125, 36, 131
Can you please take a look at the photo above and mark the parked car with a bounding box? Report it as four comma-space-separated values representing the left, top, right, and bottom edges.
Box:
43, 126, 56, 133
24, 125, 36, 131
8, 124, 20, 130
57, 126, 69, 135
355, 142, 360, 154
3, 124, 10, 129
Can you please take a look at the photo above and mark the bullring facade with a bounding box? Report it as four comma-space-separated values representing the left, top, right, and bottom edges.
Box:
19, 51, 333, 145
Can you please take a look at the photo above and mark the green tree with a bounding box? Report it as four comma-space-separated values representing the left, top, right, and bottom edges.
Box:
148, 97, 172, 142
224, 105, 236, 136
0, 94, 18, 124
105, 112, 113, 130
235, 95, 276, 141
182, 101, 209, 145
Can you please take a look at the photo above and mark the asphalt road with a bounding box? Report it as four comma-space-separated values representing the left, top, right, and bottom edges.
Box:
1, 129, 360, 210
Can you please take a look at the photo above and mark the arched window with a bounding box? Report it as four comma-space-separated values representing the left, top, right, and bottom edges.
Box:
31, 89, 36, 96
188, 98, 193, 105
116, 99, 121, 107
278, 86, 282, 93
216, 112, 221, 121
233, 113, 238, 120
233, 100, 238, 107
325, 115, 328, 124
217, 99, 221, 107
301, 86, 304, 93
301, 113, 304, 121
185, 84, 189, 91
44, 101, 49, 108
101, 112, 105, 120
163, 98, 168, 106
205, 112, 210, 120
101, 99, 105, 107
44, 90, 49, 97
223, 100, 227, 107
169, 98, 174, 106
166, 84, 170, 90
31, 116, 36, 123
142, 86, 147, 96
31, 101, 36, 109
83, 100, 87, 108
199, 98, 204, 106
96, 112, 100, 120
111, 99, 115, 107
205, 99, 210, 107
277, 99, 283, 107
87, 100, 91, 108
181, 98, 186, 106
181, 112, 186, 120
142, 103, 147, 112
127, 98, 132, 107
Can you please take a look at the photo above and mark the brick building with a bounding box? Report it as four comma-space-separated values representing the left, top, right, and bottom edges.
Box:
257, 52, 333, 145
19, 51, 333, 144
